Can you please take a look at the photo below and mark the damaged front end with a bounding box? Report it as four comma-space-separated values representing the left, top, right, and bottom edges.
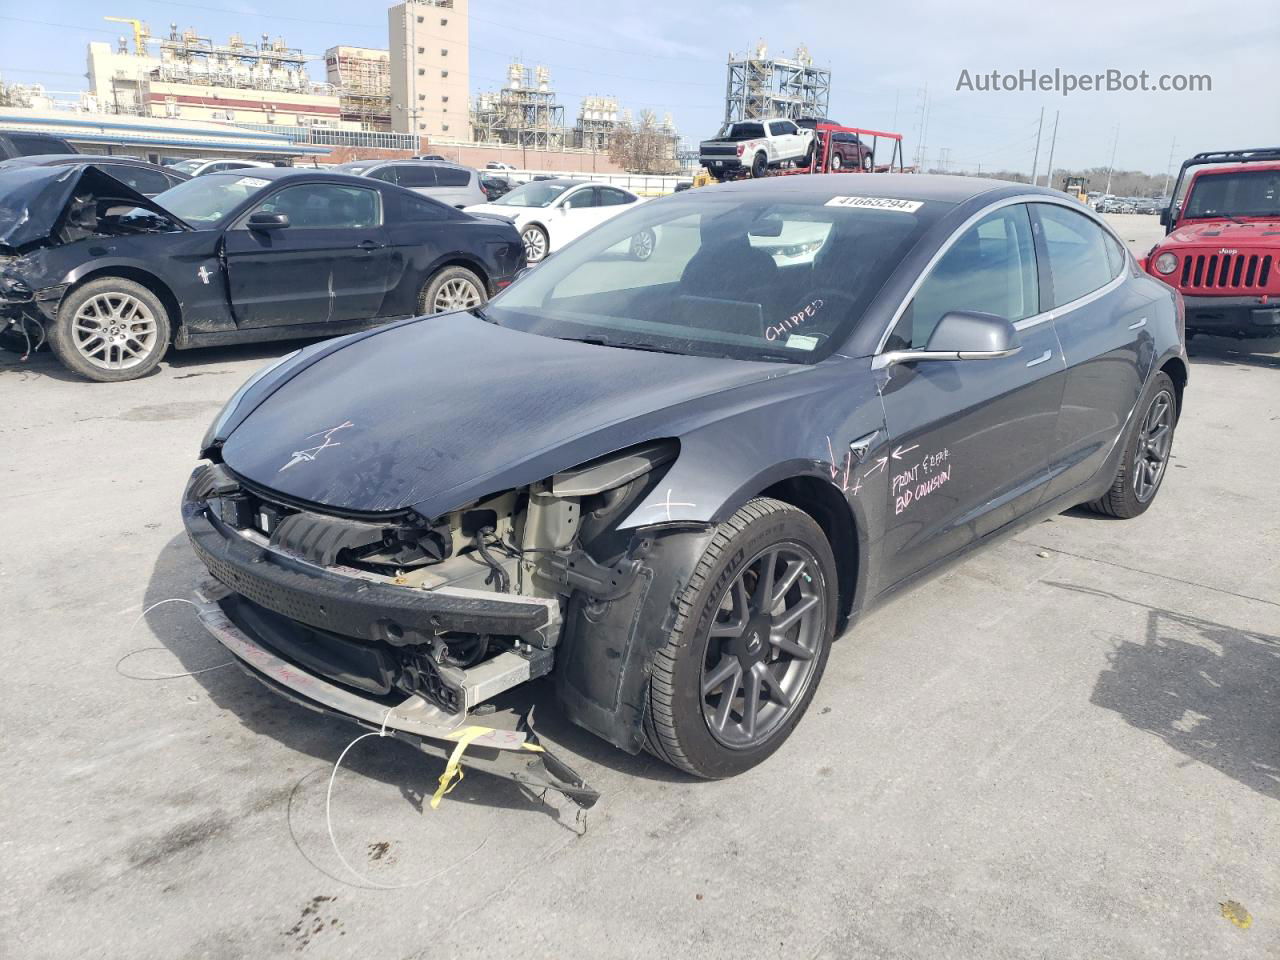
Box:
0, 164, 186, 354
182, 438, 706, 808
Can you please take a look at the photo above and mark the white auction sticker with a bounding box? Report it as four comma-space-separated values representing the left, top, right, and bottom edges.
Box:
825, 195, 923, 213
236, 176, 270, 188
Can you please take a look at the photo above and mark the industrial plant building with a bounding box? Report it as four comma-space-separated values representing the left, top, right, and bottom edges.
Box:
85, 23, 344, 128
324, 46, 392, 131
388, 0, 469, 140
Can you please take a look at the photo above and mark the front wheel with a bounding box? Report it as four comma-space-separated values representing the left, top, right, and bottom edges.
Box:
643, 498, 838, 778
418, 265, 486, 316
47, 277, 170, 382
830, 152, 844, 171
520, 224, 549, 263
1083, 371, 1178, 518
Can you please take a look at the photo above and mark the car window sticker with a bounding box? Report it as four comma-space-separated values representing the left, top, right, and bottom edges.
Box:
236, 176, 270, 188
825, 196, 923, 213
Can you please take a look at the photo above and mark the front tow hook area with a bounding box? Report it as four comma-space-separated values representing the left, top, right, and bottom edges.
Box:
192, 588, 599, 810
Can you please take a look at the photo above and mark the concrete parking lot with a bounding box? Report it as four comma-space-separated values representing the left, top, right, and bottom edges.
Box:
1, 215, 1276, 959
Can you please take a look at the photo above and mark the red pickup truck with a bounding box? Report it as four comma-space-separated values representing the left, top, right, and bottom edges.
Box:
1143, 148, 1280, 338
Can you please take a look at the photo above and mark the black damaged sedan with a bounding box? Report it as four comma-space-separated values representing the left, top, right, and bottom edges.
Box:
0, 165, 524, 381
183, 175, 1187, 800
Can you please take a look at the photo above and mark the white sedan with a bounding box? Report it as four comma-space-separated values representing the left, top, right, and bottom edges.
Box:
464, 178, 645, 262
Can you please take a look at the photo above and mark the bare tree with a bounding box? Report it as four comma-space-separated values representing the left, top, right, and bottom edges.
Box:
609, 110, 679, 174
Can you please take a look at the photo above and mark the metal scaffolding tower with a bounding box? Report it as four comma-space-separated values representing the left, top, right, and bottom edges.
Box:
470, 62, 566, 148
722, 42, 831, 126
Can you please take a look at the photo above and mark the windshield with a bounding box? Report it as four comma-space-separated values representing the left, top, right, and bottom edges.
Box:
1183, 170, 1280, 220
494, 181, 572, 207
152, 173, 270, 226
481, 192, 943, 363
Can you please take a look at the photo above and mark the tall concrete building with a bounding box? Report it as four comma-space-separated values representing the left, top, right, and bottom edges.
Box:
388, 0, 469, 140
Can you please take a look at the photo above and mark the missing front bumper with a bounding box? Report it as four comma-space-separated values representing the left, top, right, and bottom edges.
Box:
192, 588, 599, 809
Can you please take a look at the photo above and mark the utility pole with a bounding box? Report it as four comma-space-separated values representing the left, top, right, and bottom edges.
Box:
1030, 106, 1044, 186
938, 147, 950, 172
1103, 124, 1119, 197
914, 83, 929, 169
1043, 110, 1060, 191
1161, 137, 1178, 197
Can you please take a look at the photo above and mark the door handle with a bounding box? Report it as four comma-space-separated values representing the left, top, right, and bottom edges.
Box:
1026, 349, 1053, 368
1128, 317, 1148, 330
356, 240, 383, 251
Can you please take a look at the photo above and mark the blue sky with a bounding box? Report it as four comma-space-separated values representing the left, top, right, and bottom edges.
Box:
2, 0, 1274, 175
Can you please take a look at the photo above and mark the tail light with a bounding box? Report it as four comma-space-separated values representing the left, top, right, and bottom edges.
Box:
736, 143, 745, 156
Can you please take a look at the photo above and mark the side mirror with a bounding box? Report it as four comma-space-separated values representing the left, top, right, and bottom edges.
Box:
876, 311, 1021, 368
1158, 209, 1171, 227
248, 211, 289, 230
927, 311, 1021, 358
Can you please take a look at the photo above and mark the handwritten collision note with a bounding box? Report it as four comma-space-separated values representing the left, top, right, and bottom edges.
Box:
892, 447, 951, 515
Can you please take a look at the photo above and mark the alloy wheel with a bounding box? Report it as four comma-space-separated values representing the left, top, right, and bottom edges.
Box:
522, 227, 547, 261
432, 277, 483, 313
1133, 389, 1174, 502
72, 292, 158, 371
831, 153, 843, 170
631, 229, 655, 260
700, 543, 826, 748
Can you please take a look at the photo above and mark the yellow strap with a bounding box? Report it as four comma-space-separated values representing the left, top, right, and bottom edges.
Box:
429, 725, 546, 809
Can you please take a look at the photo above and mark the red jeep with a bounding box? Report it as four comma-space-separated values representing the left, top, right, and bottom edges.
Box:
1144, 148, 1280, 338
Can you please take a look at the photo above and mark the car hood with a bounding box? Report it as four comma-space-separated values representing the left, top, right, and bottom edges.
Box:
220, 312, 803, 517
1165, 218, 1280, 246
0, 163, 188, 252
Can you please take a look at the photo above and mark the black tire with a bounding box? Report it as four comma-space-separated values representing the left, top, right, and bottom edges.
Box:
417, 265, 487, 316
643, 497, 838, 778
520, 223, 549, 263
47, 277, 170, 382
750, 152, 768, 178
801, 141, 815, 169
1083, 371, 1178, 518
830, 152, 844, 171
862, 152, 874, 171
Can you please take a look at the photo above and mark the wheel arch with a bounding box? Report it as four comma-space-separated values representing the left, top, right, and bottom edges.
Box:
1159, 355, 1188, 420
63, 266, 182, 339
757, 474, 861, 627
422, 255, 493, 296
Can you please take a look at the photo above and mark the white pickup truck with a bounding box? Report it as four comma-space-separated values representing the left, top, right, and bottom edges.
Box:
699, 118, 816, 181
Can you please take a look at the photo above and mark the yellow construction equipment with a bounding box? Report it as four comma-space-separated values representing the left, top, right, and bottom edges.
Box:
104, 17, 151, 55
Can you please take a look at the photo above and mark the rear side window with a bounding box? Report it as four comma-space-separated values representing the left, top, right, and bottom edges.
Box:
101, 164, 171, 196
397, 193, 450, 221
395, 165, 437, 188
1103, 231, 1129, 279
597, 187, 633, 206
889, 204, 1039, 350
368, 167, 399, 184
433, 166, 471, 187
1034, 204, 1115, 307
6, 134, 75, 156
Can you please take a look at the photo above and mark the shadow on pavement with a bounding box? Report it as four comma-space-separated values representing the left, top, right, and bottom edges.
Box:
1048, 581, 1280, 800
1188, 334, 1280, 370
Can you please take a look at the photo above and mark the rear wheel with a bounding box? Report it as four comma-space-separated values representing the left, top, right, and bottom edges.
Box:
643, 498, 837, 778
418, 266, 486, 316
1083, 371, 1177, 518
750, 152, 768, 178
47, 277, 170, 382
830, 152, 844, 171
862, 152, 874, 171
629, 228, 657, 261
521, 224, 549, 262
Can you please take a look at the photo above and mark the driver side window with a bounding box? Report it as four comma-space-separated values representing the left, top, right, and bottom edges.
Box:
249, 184, 382, 229
887, 204, 1039, 350
563, 188, 597, 209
